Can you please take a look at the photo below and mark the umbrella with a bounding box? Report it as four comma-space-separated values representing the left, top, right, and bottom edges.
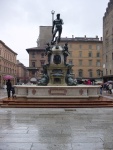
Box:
3, 75, 14, 80
107, 80, 113, 83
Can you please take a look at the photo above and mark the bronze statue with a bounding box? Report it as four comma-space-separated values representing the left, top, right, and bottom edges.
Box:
51, 14, 63, 44
62, 43, 70, 65
45, 43, 52, 65
38, 74, 49, 86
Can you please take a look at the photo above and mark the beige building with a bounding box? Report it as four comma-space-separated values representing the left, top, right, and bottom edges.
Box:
103, 0, 113, 82
60, 36, 103, 81
26, 46, 46, 80
16, 60, 29, 84
0, 40, 17, 88
26, 26, 52, 80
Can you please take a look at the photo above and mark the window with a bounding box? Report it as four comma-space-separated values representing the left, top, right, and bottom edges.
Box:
89, 45, 92, 50
41, 70, 43, 73
69, 51, 72, 57
40, 60, 45, 66
41, 53, 44, 58
96, 60, 100, 67
105, 38, 109, 47
32, 62, 35, 67
78, 69, 83, 77
97, 53, 100, 57
79, 51, 82, 57
89, 60, 92, 66
97, 69, 101, 77
96, 45, 100, 51
32, 70, 35, 75
97, 70, 99, 77
79, 60, 82, 66
69, 60, 73, 64
79, 45, 82, 49
106, 30, 108, 36
69, 44, 72, 48
32, 52, 35, 58
88, 52, 92, 57
88, 69, 93, 77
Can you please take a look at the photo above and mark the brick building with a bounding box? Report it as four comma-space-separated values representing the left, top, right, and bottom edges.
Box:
16, 60, 29, 84
103, 0, 113, 82
0, 40, 17, 88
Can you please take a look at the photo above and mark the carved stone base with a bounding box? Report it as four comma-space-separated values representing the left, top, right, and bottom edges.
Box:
14, 85, 100, 99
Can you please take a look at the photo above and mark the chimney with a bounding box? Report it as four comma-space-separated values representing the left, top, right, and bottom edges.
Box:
100, 37, 103, 41
96, 35, 98, 38
84, 35, 86, 38
72, 35, 74, 38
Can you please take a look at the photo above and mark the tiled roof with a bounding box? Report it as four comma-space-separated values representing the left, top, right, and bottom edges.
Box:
61, 37, 102, 42
0, 40, 17, 55
26, 46, 45, 53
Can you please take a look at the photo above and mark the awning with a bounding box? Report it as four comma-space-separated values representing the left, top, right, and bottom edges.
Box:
30, 78, 37, 82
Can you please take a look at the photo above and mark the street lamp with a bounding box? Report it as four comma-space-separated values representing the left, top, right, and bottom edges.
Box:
51, 10, 55, 25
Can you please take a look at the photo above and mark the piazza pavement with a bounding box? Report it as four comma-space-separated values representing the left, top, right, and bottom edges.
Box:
0, 88, 113, 150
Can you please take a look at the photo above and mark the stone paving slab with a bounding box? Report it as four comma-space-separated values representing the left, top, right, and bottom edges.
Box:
0, 108, 113, 149
0, 89, 7, 101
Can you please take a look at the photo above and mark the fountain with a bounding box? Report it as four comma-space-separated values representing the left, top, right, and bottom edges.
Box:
14, 13, 100, 104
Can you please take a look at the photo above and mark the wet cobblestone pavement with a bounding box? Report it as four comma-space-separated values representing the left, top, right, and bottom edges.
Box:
0, 108, 113, 150
0, 89, 113, 149
0, 89, 7, 100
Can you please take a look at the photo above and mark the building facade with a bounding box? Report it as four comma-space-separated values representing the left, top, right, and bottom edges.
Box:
26, 46, 46, 80
16, 60, 29, 84
27, 32, 103, 81
37, 26, 52, 47
0, 40, 17, 88
103, 0, 113, 82
60, 36, 103, 81
26, 26, 52, 81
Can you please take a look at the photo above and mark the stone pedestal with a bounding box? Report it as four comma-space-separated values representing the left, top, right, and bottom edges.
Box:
14, 85, 100, 99
46, 45, 71, 86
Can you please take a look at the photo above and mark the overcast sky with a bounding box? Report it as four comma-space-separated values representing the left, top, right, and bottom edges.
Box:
0, 0, 109, 67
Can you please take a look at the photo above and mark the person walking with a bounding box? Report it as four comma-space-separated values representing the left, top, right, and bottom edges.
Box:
108, 83, 112, 94
6, 79, 12, 99
105, 83, 109, 93
100, 83, 103, 95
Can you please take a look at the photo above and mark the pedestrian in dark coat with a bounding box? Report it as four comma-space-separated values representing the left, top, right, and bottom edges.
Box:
6, 79, 12, 98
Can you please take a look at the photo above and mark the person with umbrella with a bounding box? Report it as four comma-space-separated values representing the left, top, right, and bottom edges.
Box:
6, 79, 12, 99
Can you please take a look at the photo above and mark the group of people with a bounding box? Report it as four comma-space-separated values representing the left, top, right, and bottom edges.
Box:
84, 79, 92, 85
6, 79, 15, 99
100, 82, 113, 95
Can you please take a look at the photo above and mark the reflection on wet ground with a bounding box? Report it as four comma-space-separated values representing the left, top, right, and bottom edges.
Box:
0, 108, 113, 150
